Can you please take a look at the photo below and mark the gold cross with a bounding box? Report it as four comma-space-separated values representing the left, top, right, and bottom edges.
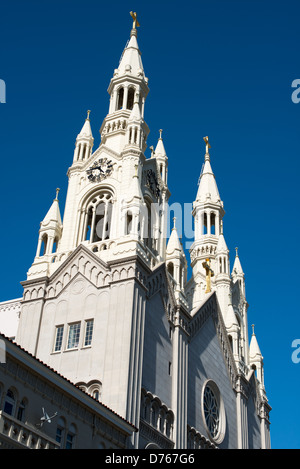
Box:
202, 258, 214, 293
130, 11, 140, 29
203, 136, 211, 155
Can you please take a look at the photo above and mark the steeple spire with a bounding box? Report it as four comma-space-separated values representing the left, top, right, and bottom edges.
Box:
101, 12, 149, 154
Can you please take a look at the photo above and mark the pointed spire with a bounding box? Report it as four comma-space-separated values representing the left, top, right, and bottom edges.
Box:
196, 136, 221, 203
249, 324, 262, 359
216, 225, 228, 253
77, 110, 93, 139
232, 247, 244, 276
41, 188, 62, 227
155, 129, 167, 158
224, 293, 239, 329
166, 218, 184, 255
127, 162, 143, 202
117, 12, 145, 78
128, 96, 142, 122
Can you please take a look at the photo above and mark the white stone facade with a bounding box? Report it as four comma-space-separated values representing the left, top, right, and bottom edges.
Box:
0, 16, 271, 449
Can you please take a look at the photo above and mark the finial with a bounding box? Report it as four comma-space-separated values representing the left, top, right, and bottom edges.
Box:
159, 129, 163, 139
235, 247, 239, 257
55, 188, 60, 200
150, 145, 155, 158
130, 11, 140, 31
251, 324, 255, 335
203, 136, 211, 161
172, 217, 176, 230
86, 110, 91, 121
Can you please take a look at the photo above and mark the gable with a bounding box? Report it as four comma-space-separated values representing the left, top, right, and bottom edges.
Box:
187, 294, 239, 447
189, 292, 237, 387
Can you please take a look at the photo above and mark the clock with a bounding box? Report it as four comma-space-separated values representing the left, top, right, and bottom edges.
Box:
86, 158, 113, 182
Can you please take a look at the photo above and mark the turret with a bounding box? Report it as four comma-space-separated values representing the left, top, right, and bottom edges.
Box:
249, 325, 265, 390
154, 129, 168, 185
73, 111, 94, 163
188, 137, 225, 307
36, 188, 63, 259
166, 218, 187, 303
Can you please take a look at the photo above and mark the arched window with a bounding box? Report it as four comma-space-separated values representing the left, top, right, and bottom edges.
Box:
117, 87, 124, 110
4, 389, 15, 416
40, 234, 48, 256
126, 211, 133, 235
167, 262, 174, 278
127, 87, 135, 110
84, 193, 113, 243
203, 213, 208, 235
52, 236, 59, 254
211, 213, 216, 235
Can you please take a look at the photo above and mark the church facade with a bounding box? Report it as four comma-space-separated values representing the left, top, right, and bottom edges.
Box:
1, 14, 271, 449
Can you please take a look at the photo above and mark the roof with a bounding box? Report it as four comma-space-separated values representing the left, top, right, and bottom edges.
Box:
0, 332, 137, 433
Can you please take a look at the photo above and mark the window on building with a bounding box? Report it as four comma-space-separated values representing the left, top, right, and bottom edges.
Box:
84, 193, 113, 244
127, 87, 135, 110
117, 87, 124, 110
84, 319, 94, 347
126, 211, 133, 235
56, 417, 65, 446
66, 424, 76, 449
54, 325, 64, 352
52, 236, 59, 253
67, 323, 81, 349
17, 399, 26, 422
4, 389, 15, 416
40, 234, 48, 256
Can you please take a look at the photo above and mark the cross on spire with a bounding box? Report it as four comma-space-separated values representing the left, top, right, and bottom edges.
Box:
203, 136, 211, 155
130, 11, 140, 30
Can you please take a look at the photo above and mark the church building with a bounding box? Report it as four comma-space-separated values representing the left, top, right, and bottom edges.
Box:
0, 13, 271, 449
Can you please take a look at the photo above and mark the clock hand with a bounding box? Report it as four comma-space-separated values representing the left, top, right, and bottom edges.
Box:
89, 166, 104, 172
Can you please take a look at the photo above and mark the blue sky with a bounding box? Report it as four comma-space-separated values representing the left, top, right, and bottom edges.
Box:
1, 0, 300, 449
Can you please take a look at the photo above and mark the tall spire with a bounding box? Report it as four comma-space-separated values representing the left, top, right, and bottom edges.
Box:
101, 12, 149, 154
116, 12, 145, 79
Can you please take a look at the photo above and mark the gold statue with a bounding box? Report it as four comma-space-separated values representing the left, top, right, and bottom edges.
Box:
130, 11, 140, 29
202, 258, 214, 293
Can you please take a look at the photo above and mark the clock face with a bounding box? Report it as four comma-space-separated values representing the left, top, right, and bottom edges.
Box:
86, 158, 113, 182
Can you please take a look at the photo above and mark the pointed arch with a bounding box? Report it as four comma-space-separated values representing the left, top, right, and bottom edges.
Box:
116, 87, 124, 110
77, 188, 115, 245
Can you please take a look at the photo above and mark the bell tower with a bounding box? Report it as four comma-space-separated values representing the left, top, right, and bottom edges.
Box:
188, 137, 225, 307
